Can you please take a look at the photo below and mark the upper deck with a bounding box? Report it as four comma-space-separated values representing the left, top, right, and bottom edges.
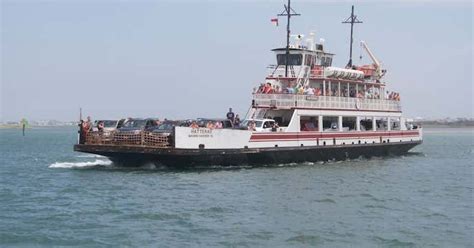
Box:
253, 93, 401, 112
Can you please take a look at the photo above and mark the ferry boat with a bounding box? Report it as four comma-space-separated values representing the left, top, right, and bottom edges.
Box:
74, 1, 422, 167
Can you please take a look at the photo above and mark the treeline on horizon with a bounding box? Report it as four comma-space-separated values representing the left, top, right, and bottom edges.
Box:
418, 119, 474, 127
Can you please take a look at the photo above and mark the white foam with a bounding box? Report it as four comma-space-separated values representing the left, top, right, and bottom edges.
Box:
49, 159, 112, 169
76, 154, 105, 158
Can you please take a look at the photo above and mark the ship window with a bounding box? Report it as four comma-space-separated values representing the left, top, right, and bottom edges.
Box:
360, 118, 373, 131
277, 54, 303, 66
321, 57, 333, 67
342, 117, 356, 131
263, 109, 294, 127
322, 116, 338, 131
300, 116, 318, 131
304, 55, 314, 66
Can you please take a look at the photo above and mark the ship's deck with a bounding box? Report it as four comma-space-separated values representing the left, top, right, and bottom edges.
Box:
253, 94, 401, 112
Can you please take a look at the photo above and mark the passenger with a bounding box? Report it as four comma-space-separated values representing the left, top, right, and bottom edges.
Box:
271, 122, 279, 132
190, 121, 199, 129
275, 85, 282, 94
80, 116, 91, 143
304, 86, 314, 95
287, 86, 295, 94
248, 121, 256, 131
97, 121, 104, 132
226, 108, 235, 122
215, 121, 223, 129
233, 114, 241, 127
206, 121, 214, 129
78, 120, 85, 144
155, 119, 161, 125
269, 83, 275, 93
315, 88, 321, 96
261, 83, 270, 94
83, 116, 92, 132
297, 85, 304, 94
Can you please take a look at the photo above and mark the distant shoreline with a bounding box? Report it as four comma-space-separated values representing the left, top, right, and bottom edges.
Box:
417, 121, 474, 128
0, 125, 76, 129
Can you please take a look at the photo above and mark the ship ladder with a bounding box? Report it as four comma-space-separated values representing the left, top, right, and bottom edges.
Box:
290, 66, 296, 78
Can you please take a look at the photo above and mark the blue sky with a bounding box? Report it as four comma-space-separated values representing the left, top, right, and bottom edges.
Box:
1, 0, 472, 121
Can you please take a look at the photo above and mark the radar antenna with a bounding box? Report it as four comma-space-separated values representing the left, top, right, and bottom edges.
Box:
277, 0, 300, 77
342, 5, 363, 68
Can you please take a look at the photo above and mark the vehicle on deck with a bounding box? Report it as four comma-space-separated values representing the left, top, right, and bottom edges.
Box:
150, 121, 180, 133
116, 118, 158, 133
93, 120, 125, 132
241, 119, 276, 132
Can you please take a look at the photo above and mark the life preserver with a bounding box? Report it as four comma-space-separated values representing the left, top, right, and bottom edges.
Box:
355, 99, 361, 110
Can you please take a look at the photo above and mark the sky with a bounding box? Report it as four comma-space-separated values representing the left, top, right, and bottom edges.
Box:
1, 0, 472, 122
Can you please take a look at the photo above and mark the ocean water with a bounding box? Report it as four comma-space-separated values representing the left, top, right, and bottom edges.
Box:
0, 127, 472, 247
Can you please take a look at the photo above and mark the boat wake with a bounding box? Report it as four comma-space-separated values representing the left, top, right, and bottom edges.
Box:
49, 159, 112, 169
76, 154, 105, 158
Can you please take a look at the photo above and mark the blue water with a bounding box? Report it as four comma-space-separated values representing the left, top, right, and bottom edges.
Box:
0, 127, 472, 247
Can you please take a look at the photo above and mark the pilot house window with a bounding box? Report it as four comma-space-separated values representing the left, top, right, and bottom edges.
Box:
277, 54, 303, 66
321, 57, 333, 67
304, 55, 315, 66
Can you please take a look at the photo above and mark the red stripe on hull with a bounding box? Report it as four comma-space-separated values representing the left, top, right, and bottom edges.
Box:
250, 130, 420, 141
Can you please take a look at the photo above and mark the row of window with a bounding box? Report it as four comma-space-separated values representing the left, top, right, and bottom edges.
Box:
276, 54, 333, 67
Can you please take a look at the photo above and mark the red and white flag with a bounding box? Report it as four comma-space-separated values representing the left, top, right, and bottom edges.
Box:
271, 18, 278, 26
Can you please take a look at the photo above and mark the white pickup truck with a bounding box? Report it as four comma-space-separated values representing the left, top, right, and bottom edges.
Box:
241, 119, 276, 132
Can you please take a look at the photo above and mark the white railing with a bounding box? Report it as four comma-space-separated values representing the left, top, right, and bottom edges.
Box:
253, 94, 402, 112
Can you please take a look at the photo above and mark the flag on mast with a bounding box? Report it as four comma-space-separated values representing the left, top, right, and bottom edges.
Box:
271, 18, 278, 26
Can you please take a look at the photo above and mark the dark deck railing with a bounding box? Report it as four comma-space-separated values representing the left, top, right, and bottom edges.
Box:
84, 131, 172, 148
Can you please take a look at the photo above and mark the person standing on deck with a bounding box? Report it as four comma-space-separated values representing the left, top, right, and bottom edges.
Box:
81, 116, 92, 142
78, 120, 85, 144
233, 114, 241, 127
226, 108, 235, 122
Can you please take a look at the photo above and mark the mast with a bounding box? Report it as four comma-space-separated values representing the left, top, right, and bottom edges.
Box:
278, 0, 300, 77
342, 5, 362, 68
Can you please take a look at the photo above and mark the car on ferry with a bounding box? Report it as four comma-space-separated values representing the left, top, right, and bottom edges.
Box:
116, 118, 158, 134
90, 119, 125, 132
150, 120, 180, 133
241, 119, 276, 132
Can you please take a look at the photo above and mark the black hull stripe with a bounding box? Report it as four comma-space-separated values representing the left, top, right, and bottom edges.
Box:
74, 141, 422, 167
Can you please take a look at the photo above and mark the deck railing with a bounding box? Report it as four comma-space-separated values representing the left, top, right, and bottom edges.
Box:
253, 94, 402, 112
84, 131, 172, 147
